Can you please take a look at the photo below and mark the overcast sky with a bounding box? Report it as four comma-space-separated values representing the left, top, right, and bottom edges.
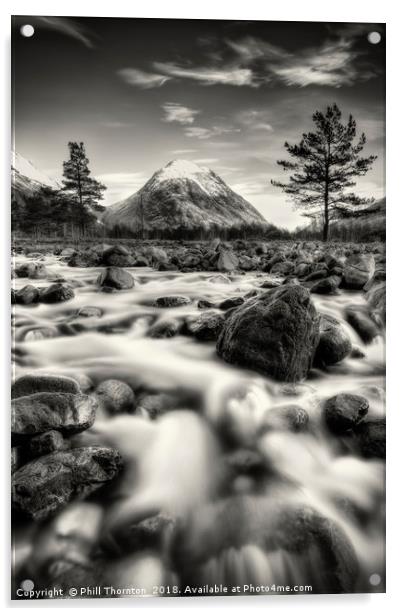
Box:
12, 17, 385, 229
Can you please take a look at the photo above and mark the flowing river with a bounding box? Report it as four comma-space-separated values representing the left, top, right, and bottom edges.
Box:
11, 253, 385, 597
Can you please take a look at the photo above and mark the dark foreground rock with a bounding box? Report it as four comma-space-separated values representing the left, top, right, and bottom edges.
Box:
12, 374, 81, 399
12, 393, 97, 442
97, 267, 135, 290
323, 393, 369, 434
39, 283, 75, 303
171, 497, 358, 593
314, 314, 352, 367
216, 285, 320, 382
12, 447, 123, 521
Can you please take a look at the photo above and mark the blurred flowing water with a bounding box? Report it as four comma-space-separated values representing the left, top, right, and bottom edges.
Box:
12, 255, 385, 595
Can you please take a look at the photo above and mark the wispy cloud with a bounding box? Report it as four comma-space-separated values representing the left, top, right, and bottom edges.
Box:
100, 121, 135, 129
117, 29, 380, 90
37, 17, 95, 48
236, 109, 273, 132
227, 35, 378, 88
153, 62, 255, 87
171, 149, 198, 154
184, 125, 241, 140
162, 103, 200, 125
117, 68, 172, 89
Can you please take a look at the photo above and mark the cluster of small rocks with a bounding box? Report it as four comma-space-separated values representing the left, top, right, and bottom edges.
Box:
11, 374, 125, 521
12, 282, 75, 305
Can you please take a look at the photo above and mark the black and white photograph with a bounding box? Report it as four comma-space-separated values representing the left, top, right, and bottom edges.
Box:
10, 15, 385, 600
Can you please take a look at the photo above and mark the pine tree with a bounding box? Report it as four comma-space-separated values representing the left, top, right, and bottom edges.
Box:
62, 142, 106, 212
271, 104, 377, 241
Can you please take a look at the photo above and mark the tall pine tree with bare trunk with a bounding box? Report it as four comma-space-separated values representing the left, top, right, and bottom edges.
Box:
62, 142, 106, 213
271, 104, 377, 241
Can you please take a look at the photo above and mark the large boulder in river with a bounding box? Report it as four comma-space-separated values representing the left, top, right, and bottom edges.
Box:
97, 266, 134, 290
12, 446, 123, 521
314, 314, 352, 367
343, 254, 375, 289
216, 285, 320, 382
12, 392, 97, 442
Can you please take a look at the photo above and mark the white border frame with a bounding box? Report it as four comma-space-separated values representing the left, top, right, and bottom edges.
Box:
1, 1, 399, 613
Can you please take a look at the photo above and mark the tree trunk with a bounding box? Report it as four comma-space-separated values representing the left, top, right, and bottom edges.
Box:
323, 215, 329, 241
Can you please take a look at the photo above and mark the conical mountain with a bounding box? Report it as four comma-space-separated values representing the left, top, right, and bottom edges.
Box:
102, 159, 266, 233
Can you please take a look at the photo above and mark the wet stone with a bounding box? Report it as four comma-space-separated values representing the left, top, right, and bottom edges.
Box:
217, 285, 320, 382
97, 266, 135, 290
310, 275, 341, 295
12, 446, 123, 521
344, 305, 379, 344
95, 379, 135, 415
15, 285, 40, 305
218, 296, 244, 310
153, 296, 191, 308
323, 393, 369, 435
356, 418, 385, 459
12, 374, 81, 399
314, 314, 352, 367
39, 283, 75, 303
186, 311, 225, 342
104, 513, 175, 555
12, 392, 97, 442
29, 430, 66, 457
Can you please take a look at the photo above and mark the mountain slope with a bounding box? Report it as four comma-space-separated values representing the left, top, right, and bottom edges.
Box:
102, 159, 266, 232
12, 152, 61, 204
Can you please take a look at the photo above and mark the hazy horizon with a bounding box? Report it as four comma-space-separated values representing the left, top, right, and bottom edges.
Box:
12, 17, 385, 230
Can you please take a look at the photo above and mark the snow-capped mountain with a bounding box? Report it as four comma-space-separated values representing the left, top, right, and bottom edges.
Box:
11, 151, 61, 203
102, 159, 266, 232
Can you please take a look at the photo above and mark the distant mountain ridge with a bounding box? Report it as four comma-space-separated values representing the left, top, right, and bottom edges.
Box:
102, 159, 267, 233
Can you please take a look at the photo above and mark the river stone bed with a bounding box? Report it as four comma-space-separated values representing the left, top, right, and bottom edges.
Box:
11, 239, 385, 596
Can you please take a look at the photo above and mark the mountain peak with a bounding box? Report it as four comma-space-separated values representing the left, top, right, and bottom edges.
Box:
157, 159, 208, 180
103, 159, 266, 234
